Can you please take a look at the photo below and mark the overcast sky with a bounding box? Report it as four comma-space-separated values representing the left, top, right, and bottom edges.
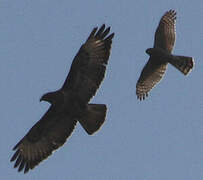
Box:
1, 0, 203, 179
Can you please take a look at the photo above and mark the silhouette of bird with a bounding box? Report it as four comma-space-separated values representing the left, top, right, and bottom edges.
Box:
136, 10, 194, 100
10, 24, 114, 173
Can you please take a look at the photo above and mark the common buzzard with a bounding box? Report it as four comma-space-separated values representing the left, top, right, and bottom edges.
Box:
136, 10, 194, 100
10, 24, 114, 173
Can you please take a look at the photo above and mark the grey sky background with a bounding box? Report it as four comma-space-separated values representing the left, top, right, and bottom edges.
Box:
0, 0, 203, 179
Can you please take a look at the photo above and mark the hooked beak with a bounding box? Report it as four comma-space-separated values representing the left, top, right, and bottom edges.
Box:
40, 96, 43, 102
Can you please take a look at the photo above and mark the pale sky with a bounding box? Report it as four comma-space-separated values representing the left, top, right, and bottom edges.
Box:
1, 0, 203, 179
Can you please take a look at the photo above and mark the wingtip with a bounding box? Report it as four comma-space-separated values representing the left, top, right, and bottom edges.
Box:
191, 57, 195, 68
101, 24, 106, 29
168, 9, 177, 18
105, 32, 115, 41
13, 145, 18, 151
95, 24, 106, 37
24, 164, 30, 174
12, 138, 23, 151
137, 92, 148, 101
18, 160, 26, 172
10, 149, 20, 162
169, 9, 176, 12
93, 27, 98, 32
87, 27, 98, 40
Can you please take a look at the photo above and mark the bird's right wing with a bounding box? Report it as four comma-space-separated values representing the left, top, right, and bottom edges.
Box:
136, 57, 168, 100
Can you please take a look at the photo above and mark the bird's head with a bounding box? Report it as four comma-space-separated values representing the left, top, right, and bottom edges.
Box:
145, 48, 154, 55
40, 91, 64, 105
40, 92, 53, 103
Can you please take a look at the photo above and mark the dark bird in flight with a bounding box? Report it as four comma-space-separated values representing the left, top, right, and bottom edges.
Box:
10, 24, 114, 173
136, 10, 194, 100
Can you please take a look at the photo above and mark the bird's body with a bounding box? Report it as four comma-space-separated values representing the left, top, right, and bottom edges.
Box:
136, 10, 194, 100
146, 47, 173, 59
11, 24, 114, 173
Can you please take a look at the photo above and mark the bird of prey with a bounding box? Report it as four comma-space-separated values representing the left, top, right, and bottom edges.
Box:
10, 24, 114, 173
136, 10, 194, 100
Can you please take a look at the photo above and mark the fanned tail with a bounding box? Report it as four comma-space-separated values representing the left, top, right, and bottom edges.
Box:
78, 104, 107, 135
169, 55, 194, 75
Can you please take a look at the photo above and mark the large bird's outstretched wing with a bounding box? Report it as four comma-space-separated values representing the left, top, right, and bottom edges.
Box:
10, 107, 77, 173
154, 9, 176, 53
136, 58, 167, 100
61, 24, 114, 103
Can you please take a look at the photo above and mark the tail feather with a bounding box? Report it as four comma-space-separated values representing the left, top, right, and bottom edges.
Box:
169, 55, 194, 75
79, 104, 107, 135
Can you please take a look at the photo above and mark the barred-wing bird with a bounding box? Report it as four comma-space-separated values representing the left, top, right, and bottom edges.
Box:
136, 10, 194, 100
